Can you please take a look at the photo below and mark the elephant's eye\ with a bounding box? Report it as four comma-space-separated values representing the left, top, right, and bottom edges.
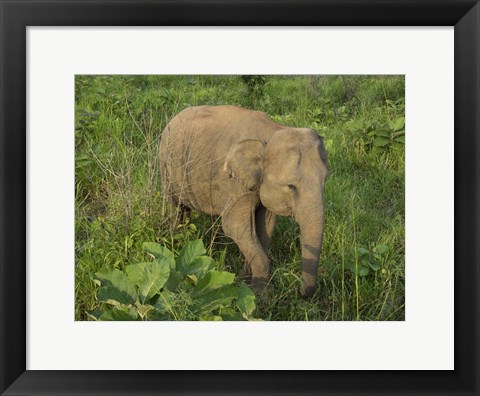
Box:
287, 183, 297, 192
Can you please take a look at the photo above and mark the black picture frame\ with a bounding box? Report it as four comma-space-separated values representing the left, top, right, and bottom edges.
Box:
1, 1, 478, 395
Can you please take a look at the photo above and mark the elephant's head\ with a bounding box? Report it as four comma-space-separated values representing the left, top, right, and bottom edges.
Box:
223, 128, 328, 296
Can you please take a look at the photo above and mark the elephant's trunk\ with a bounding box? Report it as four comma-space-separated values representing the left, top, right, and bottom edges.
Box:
296, 203, 325, 297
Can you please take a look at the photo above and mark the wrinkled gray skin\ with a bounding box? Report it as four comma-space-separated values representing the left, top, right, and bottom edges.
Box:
159, 105, 328, 297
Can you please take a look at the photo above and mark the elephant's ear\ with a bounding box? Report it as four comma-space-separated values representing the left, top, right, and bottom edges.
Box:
223, 139, 265, 191
318, 136, 329, 170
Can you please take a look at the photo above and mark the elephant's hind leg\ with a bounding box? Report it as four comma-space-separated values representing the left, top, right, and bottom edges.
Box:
179, 204, 191, 223
163, 191, 189, 234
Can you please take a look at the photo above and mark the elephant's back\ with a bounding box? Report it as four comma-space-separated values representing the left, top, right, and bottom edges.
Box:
159, 105, 279, 214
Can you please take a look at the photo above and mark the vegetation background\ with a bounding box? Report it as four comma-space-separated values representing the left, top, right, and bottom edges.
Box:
75, 75, 405, 321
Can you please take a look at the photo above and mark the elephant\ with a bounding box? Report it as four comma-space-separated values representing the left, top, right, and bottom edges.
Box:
159, 105, 328, 297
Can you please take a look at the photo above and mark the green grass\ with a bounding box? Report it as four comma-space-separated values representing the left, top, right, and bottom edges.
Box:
75, 75, 405, 321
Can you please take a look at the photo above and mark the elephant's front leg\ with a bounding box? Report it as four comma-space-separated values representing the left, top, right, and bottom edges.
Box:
222, 194, 270, 292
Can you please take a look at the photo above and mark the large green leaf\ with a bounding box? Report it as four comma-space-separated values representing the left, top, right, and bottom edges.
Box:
193, 285, 239, 316
97, 285, 136, 305
98, 306, 138, 321
95, 268, 137, 304
236, 283, 256, 317
192, 271, 235, 297
126, 259, 170, 303
218, 307, 243, 321
185, 256, 216, 279
177, 239, 206, 276
164, 269, 183, 292
142, 242, 175, 269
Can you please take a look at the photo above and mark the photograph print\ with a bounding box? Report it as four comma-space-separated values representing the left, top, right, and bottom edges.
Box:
75, 75, 405, 321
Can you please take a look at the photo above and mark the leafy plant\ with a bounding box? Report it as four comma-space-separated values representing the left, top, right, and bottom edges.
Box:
369, 116, 405, 148
345, 244, 394, 277
89, 239, 257, 321
348, 114, 405, 149
240, 75, 270, 109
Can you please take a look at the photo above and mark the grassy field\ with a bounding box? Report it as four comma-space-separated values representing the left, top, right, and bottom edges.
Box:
75, 75, 405, 321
